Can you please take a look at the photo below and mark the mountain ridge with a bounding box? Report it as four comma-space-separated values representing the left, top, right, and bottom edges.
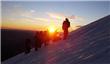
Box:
2, 15, 110, 64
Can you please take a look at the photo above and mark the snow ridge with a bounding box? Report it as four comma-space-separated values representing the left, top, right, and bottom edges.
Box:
2, 15, 110, 64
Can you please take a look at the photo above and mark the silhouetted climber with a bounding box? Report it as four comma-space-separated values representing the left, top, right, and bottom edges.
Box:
34, 32, 43, 51
62, 18, 70, 39
43, 31, 49, 46
24, 39, 31, 54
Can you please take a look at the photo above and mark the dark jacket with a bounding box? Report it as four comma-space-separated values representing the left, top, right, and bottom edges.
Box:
62, 20, 70, 30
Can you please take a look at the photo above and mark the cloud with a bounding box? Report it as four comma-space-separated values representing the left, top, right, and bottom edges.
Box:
68, 15, 76, 19
30, 10, 36, 13
46, 12, 80, 20
46, 12, 66, 20
21, 15, 49, 22
4, 5, 49, 22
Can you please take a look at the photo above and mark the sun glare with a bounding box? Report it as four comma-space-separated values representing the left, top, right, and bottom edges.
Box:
48, 26, 56, 33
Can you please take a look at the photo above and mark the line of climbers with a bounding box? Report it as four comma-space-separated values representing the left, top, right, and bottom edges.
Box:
24, 18, 70, 54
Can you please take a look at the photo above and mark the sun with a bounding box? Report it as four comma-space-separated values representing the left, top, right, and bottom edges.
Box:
48, 26, 56, 33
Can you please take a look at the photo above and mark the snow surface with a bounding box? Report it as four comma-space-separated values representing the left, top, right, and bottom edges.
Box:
2, 15, 110, 64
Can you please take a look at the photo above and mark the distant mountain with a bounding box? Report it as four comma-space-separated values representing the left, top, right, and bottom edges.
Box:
2, 15, 110, 64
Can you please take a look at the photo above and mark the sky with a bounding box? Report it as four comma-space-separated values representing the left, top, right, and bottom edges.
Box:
1, 1, 110, 32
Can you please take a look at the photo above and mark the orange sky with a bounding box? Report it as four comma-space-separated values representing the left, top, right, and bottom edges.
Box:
2, 1, 108, 32
2, 19, 80, 32
2, 11, 83, 32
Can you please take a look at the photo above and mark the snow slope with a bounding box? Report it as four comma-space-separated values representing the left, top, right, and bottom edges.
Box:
2, 15, 110, 64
